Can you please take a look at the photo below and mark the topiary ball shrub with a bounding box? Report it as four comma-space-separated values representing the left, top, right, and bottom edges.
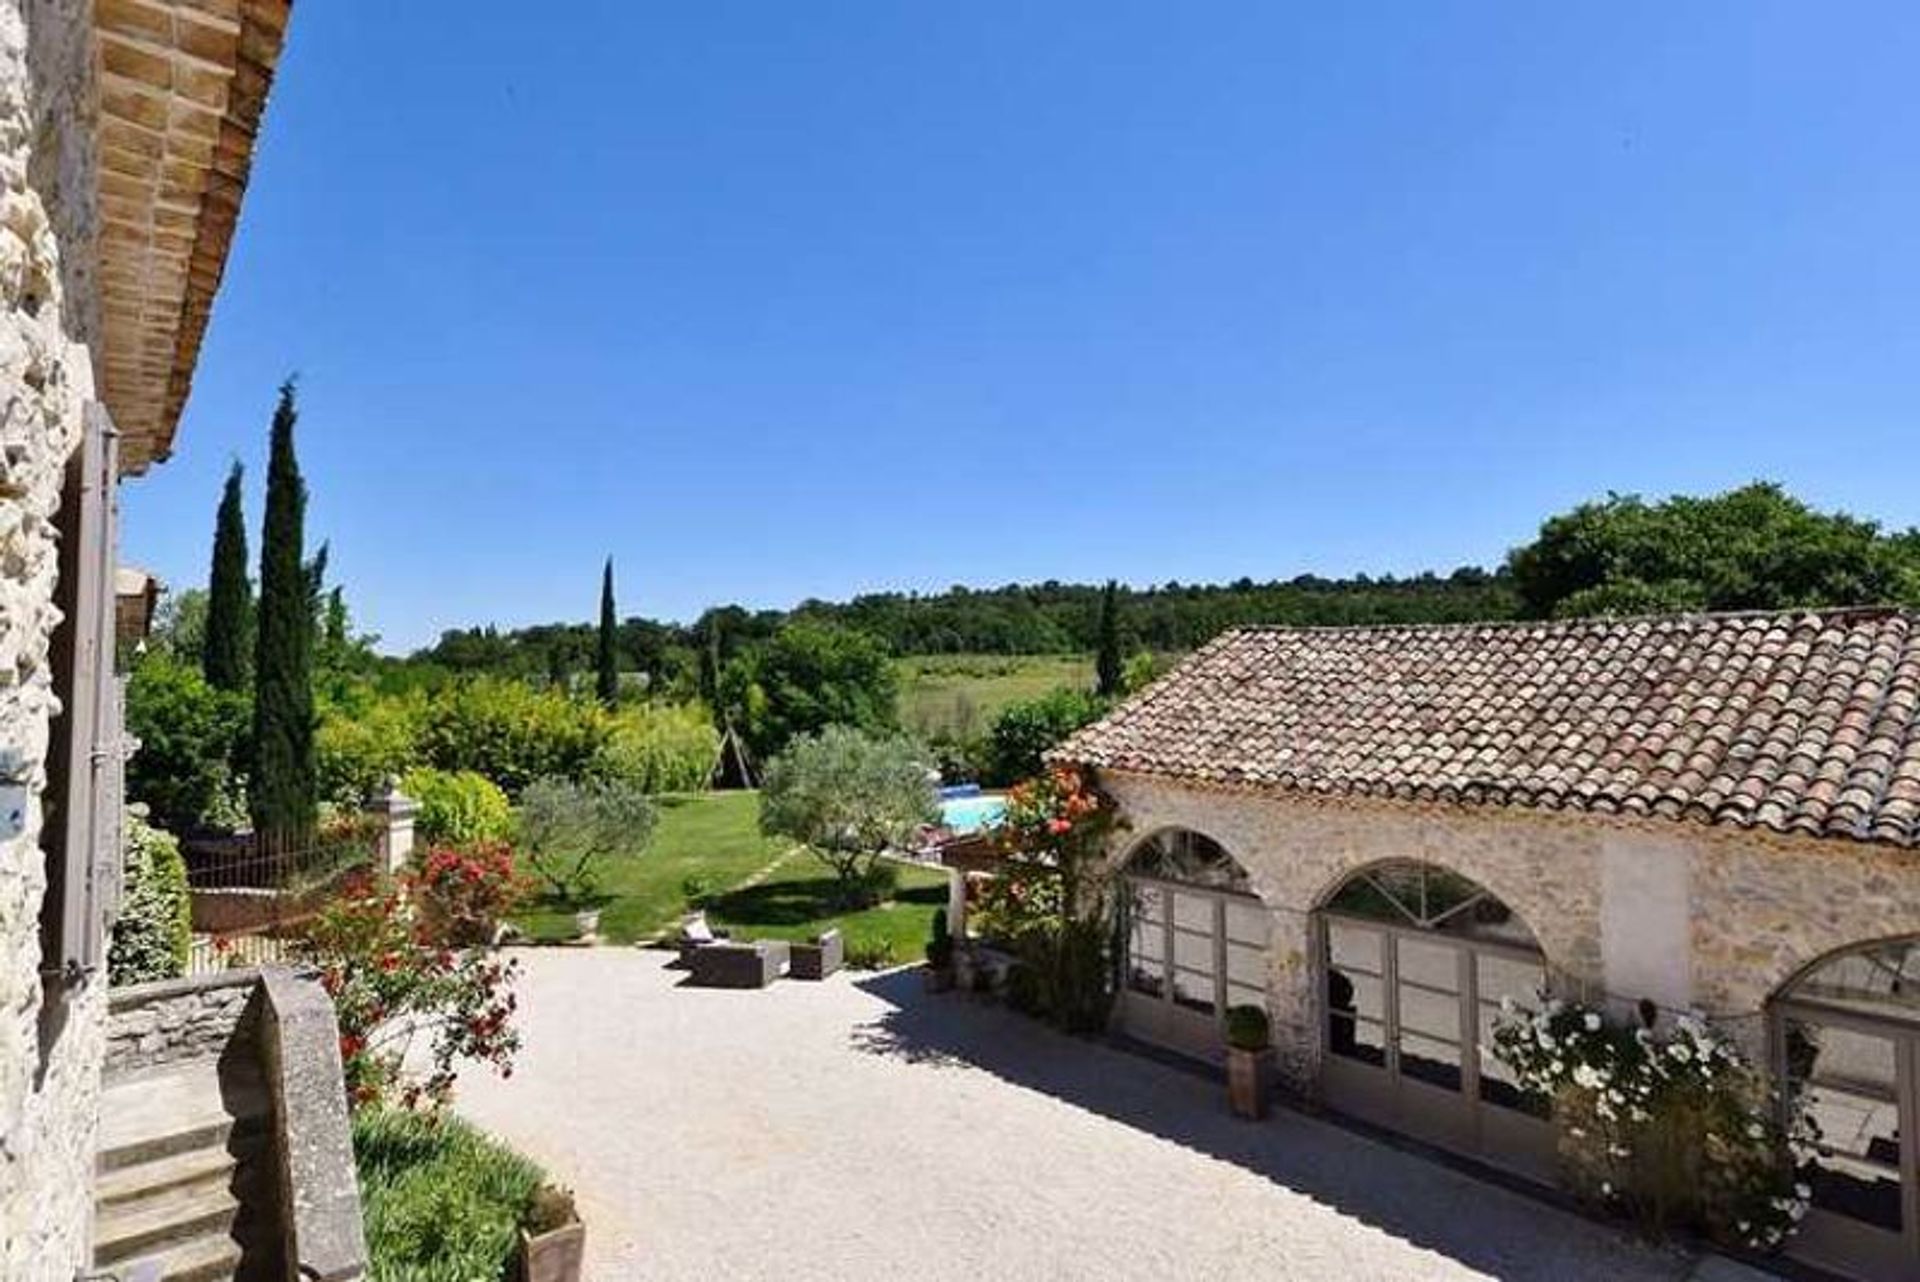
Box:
1225, 1003, 1271, 1052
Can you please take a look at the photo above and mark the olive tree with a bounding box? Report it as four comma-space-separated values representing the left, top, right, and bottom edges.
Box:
516, 776, 656, 905
758, 726, 939, 907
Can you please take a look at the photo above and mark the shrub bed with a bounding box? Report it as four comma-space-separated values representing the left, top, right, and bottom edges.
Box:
353, 1107, 544, 1282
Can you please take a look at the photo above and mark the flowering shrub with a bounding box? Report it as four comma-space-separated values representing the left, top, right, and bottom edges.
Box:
1491, 997, 1813, 1251
413, 843, 528, 947
982, 766, 1124, 1032
306, 868, 522, 1112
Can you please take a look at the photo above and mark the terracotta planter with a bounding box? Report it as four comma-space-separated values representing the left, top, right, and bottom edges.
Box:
520, 1221, 586, 1282
1226, 1045, 1274, 1120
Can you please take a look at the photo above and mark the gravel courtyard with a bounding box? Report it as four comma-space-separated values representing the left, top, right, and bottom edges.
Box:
456, 949, 1760, 1281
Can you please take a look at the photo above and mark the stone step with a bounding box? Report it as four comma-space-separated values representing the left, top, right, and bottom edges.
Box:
97, 1060, 270, 1173
96, 1144, 242, 1210
94, 1183, 241, 1266
110, 1230, 246, 1282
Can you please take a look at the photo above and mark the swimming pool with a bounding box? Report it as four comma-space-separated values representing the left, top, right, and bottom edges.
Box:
940, 793, 1007, 834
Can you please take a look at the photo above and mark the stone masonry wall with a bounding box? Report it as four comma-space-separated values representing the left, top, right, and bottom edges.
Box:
0, 1, 101, 1277
106, 971, 262, 1081
1098, 771, 1920, 1091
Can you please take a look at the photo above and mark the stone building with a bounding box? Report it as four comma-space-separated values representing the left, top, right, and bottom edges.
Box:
0, 1, 291, 1277
1055, 610, 1920, 1281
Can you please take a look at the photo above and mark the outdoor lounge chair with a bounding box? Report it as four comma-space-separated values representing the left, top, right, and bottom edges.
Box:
788, 929, 843, 981
675, 911, 731, 965
687, 939, 790, 989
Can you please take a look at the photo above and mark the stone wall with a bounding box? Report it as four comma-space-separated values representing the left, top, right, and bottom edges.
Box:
1098, 770, 1920, 1089
0, 0, 101, 1276
106, 971, 261, 1081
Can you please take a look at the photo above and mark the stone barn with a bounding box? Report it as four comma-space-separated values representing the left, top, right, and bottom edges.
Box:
0, 2, 293, 1277
1054, 610, 1920, 1282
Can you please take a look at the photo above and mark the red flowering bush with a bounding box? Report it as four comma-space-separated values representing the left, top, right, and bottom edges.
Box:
305, 857, 523, 1112
984, 766, 1124, 1032
414, 842, 529, 947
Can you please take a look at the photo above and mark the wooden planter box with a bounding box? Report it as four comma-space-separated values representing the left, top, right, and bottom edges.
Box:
1226, 1046, 1275, 1120
520, 1221, 586, 1282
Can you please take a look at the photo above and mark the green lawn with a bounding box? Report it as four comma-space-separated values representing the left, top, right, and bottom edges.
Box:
896, 653, 1094, 739
706, 857, 948, 970
514, 791, 786, 943
512, 790, 948, 967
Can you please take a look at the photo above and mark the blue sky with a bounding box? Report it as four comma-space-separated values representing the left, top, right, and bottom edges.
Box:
122, 2, 1920, 653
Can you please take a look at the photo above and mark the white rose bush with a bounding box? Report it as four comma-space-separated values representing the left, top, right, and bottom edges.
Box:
1490, 996, 1815, 1252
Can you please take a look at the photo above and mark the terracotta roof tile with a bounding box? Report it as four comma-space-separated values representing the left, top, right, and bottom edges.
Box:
1053, 608, 1920, 850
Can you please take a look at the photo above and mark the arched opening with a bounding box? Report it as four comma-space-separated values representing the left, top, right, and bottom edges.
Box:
1769, 936, 1920, 1281
1317, 860, 1553, 1179
1115, 829, 1267, 1062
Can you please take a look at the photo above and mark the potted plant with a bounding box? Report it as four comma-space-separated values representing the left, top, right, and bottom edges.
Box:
923, 907, 955, 992
1225, 1003, 1275, 1120
572, 905, 602, 940
520, 1184, 585, 1282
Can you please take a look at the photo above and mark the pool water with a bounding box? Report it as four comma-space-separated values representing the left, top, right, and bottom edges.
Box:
941, 794, 1007, 834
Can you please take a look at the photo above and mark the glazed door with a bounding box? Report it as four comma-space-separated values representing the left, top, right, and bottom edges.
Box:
1321, 915, 1553, 1181
1777, 1005, 1920, 1282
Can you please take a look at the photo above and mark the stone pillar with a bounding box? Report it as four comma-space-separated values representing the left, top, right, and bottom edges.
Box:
362, 783, 418, 875
947, 866, 967, 940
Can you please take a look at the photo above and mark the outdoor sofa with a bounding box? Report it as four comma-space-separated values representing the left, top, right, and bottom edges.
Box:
688, 939, 791, 989
788, 929, 843, 981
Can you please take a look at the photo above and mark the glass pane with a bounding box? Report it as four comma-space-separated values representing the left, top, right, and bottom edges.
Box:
1172, 967, 1215, 1014
1173, 929, 1215, 973
1131, 883, 1165, 925
1477, 951, 1545, 1007
1172, 892, 1214, 932
1477, 1002, 1549, 1116
1330, 1014, 1386, 1067
1789, 941, 1920, 1021
1399, 1032, 1463, 1092
1328, 922, 1382, 976
1398, 981, 1463, 1043
1397, 937, 1459, 994
1128, 955, 1165, 997
1226, 981, 1264, 1009
1329, 967, 1385, 1025
1226, 942, 1265, 990
1787, 1018, 1904, 1231
1129, 917, 1163, 963
1225, 900, 1270, 947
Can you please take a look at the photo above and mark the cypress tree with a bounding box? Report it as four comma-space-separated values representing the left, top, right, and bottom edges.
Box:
596, 558, 619, 707
203, 462, 251, 690
251, 382, 316, 843
1095, 579, 1124, 698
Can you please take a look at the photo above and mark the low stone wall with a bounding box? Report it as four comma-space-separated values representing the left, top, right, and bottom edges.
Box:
106, 971, 261, 1080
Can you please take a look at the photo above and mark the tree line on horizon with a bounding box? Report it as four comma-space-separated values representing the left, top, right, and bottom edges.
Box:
410, 481, 1920, 687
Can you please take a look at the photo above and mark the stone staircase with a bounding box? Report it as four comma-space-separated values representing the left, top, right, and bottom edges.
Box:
92, 1059, 280, 1282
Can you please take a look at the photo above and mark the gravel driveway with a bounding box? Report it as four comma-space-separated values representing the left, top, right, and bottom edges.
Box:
455, 949, 1748, 1281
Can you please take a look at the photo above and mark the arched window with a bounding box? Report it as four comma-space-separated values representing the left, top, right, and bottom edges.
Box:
1770, 936, 1920, 1274
1118, 830, 1266, 1055
1324, 859, 1536, 950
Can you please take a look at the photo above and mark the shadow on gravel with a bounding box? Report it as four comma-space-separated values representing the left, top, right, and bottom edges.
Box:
848, 967, 1693, 1282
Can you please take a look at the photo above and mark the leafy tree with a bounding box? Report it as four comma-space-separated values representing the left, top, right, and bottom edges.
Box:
758, 727, 938, 907
1094, 579, 1124, 697
126, 653, 248, 834
203, 462, 251, 691
1509, 483, 1920, 618
596, 558, 619, 708
400, 767, 514, 847
594, 702, 720, 794
150, 587, 209, 665
725, 623, 897, 760
416, 677, 611, 795
251, 382, 317, 842
983, 687, 1109, 786
516, 776, 656, 904
315, 691, 423, 809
